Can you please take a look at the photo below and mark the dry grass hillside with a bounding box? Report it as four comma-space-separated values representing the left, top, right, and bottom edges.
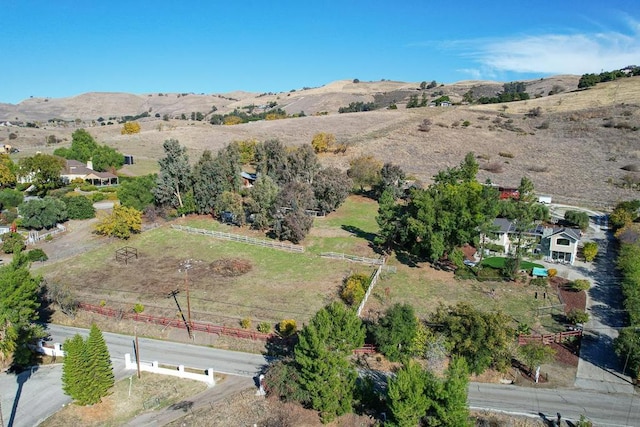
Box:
2, 75, 639, 208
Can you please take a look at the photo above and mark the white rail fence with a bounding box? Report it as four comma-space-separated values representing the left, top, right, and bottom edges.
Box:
27, 223, 67, 244
320, 251, 397, 272
125, 353, 215, 386
357, 265, 383, 317
172, 225, 304, 253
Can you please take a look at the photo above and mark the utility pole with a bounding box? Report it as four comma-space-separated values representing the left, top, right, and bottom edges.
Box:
180, 259, 193, 340
167, 289, 191, 338
135, 326, 141, 379
185, 265, 192, 339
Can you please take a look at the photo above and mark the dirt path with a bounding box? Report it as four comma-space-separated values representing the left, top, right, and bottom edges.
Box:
31, 217, 108, 266
123, 375, 254, 426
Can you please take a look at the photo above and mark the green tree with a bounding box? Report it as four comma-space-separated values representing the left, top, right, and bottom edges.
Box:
255, 139, 289, 185
95, 205, 142, 239
84, 324, 115, 402
374, 163, 406, 199
92, 144, 124, 172
517, 341, 556, 375
153, 139, 191, 210
425, 356, 471, 427
117, 175, 156, 211
246, 175, 279, 230
375, 189, 404, 250
0, 188, 23, 209
294, 302, 364, 423
312, 167, 352, 214
215, 191, 244, 225
0, 251, 44, 368
0, 154, 17, 188
62, 324, 114, 405
347, 155, 382, 192
287, 144, 321, 185
615, 327, 640, 378
582, 241, 598, 262
64, 196, 95, 219
1, 232, 25, 254
567, 309, 589, 325
19, 153, 65, 195
387, 360, 429, 427
564, 210, 590, 231
430, 302, 513, 375
192, 145, 242, 215
610, 200, 639, 230
372, 303, 418, 362
61, 333, 87, 401
19, 197, 68, 229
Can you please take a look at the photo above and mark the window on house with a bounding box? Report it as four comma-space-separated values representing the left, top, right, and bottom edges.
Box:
557, 238, 570, 246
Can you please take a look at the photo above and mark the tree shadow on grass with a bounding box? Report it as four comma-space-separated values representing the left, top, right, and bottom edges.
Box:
394, 250, 421, 268
341, 225, 380, 251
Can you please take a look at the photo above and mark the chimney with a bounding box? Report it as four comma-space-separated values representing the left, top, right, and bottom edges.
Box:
86, 160, 93, 170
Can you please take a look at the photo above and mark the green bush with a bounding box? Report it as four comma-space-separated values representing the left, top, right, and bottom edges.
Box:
91, 192, 107, 202
80, 184, 98, 192
2, 232, 25, 253
340, 273, 369, 306
0, 189, 24, 209
569, 279, 591, 292
567, 309, 589, 324
133, 303, 144, 313
257, 322, 271, 333
240, 318, 252, 329
278, 319, 296, 337
99, 186, 118, 193
65, 196, 96, 219
26, 248, 48, 262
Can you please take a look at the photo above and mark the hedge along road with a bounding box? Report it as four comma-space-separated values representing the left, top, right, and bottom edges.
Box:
2, 325, 639, 427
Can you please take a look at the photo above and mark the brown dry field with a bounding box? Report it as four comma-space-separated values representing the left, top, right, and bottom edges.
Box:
3, 76, 639, 208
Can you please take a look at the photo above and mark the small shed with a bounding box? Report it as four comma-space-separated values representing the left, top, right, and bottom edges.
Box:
532, 267, 548, 277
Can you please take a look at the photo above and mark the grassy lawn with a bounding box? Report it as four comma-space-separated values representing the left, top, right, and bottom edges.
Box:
40, 373, 207, 427
38, 195, 563, 334
481, 257, 544, 270
366, 254, 552, 328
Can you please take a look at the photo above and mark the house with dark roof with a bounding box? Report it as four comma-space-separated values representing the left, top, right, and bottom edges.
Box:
61, 160, 118, 186
481, 218, 581, 265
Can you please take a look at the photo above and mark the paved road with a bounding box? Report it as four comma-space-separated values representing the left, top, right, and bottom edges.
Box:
2, 325, 640, 426
45, 324, 270, 377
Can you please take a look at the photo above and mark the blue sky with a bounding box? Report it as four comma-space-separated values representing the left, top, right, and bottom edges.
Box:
1, 0, 638, 103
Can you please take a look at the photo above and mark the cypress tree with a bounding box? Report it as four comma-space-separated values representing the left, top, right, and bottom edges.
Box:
294, 302, 364, 423
84, 323, 114, 404
61, 334, 88, 402
387, 360, 430, 427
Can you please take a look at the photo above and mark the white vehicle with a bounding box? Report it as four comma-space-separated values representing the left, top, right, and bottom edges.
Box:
538, 195, 552, 204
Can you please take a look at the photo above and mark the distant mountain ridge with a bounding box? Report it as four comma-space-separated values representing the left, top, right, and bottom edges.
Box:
0, 76, 581, 122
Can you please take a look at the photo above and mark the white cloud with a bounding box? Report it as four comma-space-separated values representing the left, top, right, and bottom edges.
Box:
455, 19, 640, 77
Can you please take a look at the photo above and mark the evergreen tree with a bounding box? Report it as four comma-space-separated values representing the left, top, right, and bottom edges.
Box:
372, 303, 418, 362
294, 302, 364, 423
0, 251, 44, 368
84, 324, 114, 403
387, 360, 429, 426
61, 324, 114, 405
153, 139, 191, 210
61, 334, 88, 402
438, 356, 471, 426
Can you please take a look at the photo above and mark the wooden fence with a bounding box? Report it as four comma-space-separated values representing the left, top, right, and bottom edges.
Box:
78, 302, 273, 341
78, 302, 377, 355
518, 330, 582, 345
172, 225, 304, 253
